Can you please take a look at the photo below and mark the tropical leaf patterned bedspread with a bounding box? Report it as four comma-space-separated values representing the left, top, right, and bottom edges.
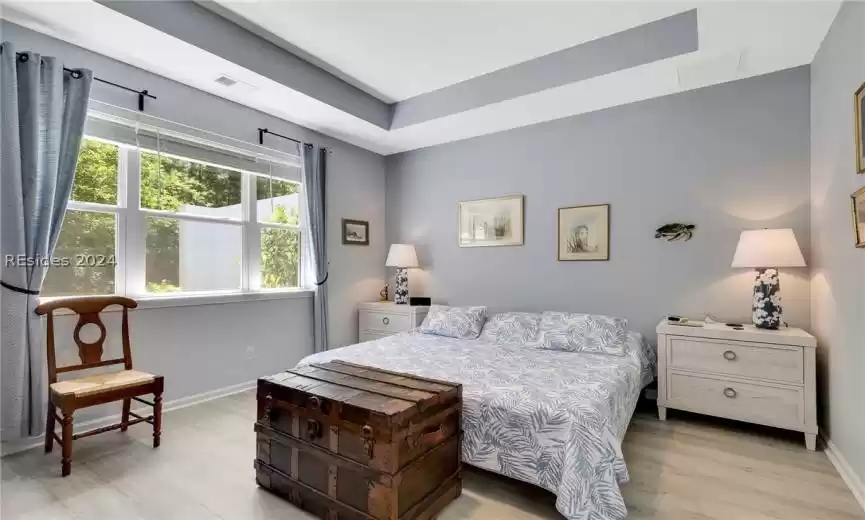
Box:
296, 330, 656, 520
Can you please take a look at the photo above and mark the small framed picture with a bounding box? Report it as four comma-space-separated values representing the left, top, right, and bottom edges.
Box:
558, 204, 610, 261
856, 82, 865, 174
852, 186, 865, 248
342, 218, 369, 246
458, 195, 524, 247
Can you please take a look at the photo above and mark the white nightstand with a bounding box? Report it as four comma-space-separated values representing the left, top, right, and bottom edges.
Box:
656, 320, 818, 450
358, 302, 429, 343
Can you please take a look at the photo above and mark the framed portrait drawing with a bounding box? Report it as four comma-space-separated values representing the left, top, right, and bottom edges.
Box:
342, 218, 369, 245
852, 186, 865, 248
558, 204, 610, 261
856, 82, 865, 174
458, 195, 524, 247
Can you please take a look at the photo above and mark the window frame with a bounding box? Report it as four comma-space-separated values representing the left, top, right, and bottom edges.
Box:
252, 174, 306, 292
47, 126, 308, 302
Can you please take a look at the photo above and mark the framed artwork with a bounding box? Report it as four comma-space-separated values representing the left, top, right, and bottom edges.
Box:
558, 204, 610, 261
852, 186, 865, 248
458, 195, 524, 247
342, 218, 369, 245
856, 82, 865, 174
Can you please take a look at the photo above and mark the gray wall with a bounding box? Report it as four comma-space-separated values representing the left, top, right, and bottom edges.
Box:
0, 21, 386, 429
810, 1, 865, 488
386, 67, 812, 339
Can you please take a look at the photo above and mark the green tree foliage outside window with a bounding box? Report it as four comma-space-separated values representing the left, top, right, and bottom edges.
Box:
44, 140, 118, 296
44, 138, 302, 296
261, 205, 300, 289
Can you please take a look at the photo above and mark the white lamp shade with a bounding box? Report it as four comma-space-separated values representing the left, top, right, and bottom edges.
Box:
385, 244, 419, 268
731, 229, 806, 268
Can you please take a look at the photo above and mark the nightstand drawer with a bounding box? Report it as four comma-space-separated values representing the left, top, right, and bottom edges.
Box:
669, 337, 803, 384
668, 373, 803, 429
360, 311, 410, 333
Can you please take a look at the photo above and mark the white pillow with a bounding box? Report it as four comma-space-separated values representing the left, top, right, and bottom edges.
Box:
531, 311, 628, 356
480, 312, 541, 345
419, 305, 487, 339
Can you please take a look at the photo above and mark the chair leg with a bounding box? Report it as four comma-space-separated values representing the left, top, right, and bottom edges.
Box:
153, 390, 163, 448
121, 399, 131, 432
44, 403, 56, 454
60, 412, 73, 477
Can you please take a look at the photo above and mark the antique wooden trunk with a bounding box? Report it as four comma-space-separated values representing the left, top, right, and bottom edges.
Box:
255, 360, 462, 520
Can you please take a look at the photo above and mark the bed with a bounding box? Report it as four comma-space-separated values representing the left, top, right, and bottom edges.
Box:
296, 329, 655, 520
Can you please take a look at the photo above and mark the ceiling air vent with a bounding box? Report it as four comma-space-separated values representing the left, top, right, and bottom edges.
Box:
214, 75, 238, 87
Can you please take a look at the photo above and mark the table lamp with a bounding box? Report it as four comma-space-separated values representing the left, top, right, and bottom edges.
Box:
731, 229, 806, 329
386, 244, 418, 304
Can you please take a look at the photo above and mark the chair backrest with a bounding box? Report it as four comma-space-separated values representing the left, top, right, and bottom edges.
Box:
35, 296, 138, 384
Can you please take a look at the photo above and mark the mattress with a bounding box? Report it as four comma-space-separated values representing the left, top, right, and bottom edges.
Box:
296, 330, 655, 520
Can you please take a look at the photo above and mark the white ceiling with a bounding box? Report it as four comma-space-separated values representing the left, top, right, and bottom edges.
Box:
214, 0, 693, 102
1, 1, 842, 155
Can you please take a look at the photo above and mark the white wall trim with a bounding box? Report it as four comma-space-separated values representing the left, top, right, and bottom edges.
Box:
0, 379, 257, 458
822, 433, 865, 513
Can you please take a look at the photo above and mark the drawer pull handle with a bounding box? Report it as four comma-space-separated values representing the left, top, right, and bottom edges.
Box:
723, 350, 737, 361
382, 317, 390, 325
723, 387, 737, 399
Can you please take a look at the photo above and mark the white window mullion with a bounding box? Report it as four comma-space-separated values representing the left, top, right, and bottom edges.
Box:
114, 146, 129, 296
243, 173, 260, 292
298, 182, 309, 289
125, 146, 146, 297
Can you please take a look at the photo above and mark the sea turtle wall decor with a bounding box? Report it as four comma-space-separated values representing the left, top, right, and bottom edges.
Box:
655, 223, 696, 241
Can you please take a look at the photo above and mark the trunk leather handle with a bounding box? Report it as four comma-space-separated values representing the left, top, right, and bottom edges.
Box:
408, 425, 447, 448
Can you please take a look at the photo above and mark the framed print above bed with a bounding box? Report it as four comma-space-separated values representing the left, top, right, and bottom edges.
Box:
852, 185, 865, 248
458, 195, 524, 247
558, 204, 610, 261
856, 82, 865, 173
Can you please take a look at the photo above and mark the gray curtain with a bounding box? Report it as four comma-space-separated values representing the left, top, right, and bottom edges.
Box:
302, 144, 328, 353
0, 42, 92, 440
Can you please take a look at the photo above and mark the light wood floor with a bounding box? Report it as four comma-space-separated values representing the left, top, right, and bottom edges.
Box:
2, 390, 862, 520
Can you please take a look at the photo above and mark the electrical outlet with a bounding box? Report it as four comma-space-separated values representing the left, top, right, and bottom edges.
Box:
244, 346, 255, 360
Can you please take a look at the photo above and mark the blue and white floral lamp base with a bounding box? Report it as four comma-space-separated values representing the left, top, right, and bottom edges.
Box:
394, 268, 409, 305
751, 268, 782, 329
386, 244, 419, 305
732, 229, 806, 331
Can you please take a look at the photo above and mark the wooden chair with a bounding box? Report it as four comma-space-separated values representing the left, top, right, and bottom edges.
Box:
35, 296, 164, 477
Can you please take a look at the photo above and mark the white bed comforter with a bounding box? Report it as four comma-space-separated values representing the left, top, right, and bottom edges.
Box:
297, 331, 655, 520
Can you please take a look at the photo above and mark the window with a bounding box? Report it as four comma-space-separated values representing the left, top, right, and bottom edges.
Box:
257, 176, 301, 289
43, 139, 120, 296
43, 114, 305, 299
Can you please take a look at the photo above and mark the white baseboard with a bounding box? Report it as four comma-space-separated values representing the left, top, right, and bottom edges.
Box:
0, 379, 256, 458
822, 433, 865, 513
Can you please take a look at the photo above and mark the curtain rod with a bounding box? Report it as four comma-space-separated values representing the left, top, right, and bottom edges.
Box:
258, 127, 302, 146
258, 127, 331, 153
2, 48, 157, 112
83, 73, 156, 112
